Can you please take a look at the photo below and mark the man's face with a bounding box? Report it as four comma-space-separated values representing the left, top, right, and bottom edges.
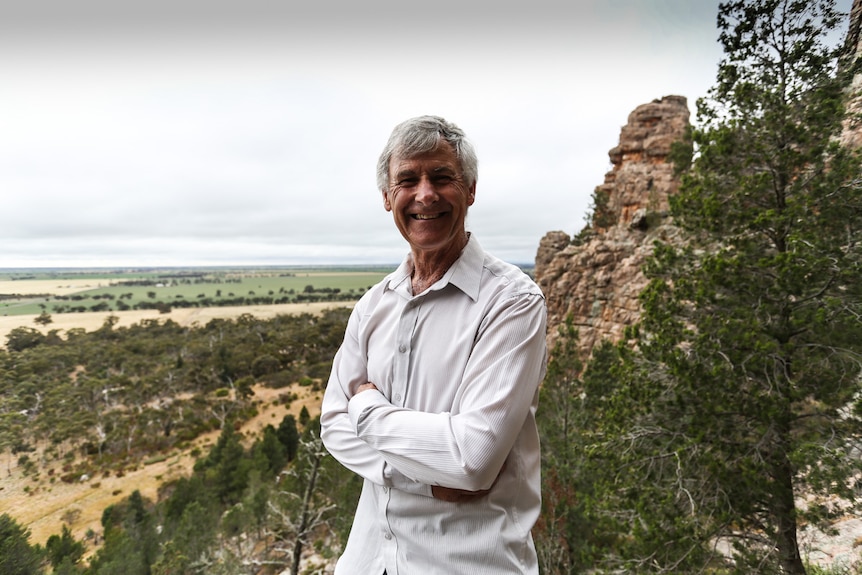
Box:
383, 141, 475, 257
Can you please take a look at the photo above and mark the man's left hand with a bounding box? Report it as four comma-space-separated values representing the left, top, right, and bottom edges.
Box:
356, 382, 379, 394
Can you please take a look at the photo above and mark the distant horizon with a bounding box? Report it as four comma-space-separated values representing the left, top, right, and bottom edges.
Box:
0, 260, 537, 273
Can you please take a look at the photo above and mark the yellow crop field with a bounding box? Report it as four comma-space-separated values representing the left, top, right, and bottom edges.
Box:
0, 302, 353, 347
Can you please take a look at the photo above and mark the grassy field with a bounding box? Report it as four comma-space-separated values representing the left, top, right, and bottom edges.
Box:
0, 267, 389, 317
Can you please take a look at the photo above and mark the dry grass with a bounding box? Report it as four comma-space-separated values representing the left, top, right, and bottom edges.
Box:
0, 301, 353, 348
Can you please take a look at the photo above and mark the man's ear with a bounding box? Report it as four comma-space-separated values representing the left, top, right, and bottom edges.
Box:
382, 189, 392, 212
467, 181, 476, 206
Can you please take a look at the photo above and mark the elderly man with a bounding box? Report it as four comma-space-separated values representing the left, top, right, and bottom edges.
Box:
320, 115, 547, 574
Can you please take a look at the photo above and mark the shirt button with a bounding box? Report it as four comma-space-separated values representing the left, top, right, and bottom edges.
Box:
398, 345, 407, 353
394, 393, 402, 403
384, 532, 392, 540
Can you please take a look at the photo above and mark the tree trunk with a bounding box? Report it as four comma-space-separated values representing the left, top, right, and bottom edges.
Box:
291, 450, 321, 575
774, 451, 806, 575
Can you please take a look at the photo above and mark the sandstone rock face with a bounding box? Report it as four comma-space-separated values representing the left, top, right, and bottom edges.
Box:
841, 0, 862, 148
599, 95, 690, 230
535, 96, 690, 357
845, 0, 861, 58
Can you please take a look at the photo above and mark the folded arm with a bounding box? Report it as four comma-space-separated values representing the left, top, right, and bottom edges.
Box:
347, 293, 546, 491
321, 292, 546, 494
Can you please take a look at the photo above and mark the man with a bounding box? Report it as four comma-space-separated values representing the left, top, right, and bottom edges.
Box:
320, 116, 547, 574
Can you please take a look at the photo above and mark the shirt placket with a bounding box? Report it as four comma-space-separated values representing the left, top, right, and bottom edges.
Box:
381, 296, 420, 574
392, 298, 419, 406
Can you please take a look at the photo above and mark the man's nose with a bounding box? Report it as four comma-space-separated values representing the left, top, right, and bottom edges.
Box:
415, 177, 439, 204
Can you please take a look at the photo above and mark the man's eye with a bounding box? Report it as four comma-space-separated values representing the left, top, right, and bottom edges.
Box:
398, 178, 418, 187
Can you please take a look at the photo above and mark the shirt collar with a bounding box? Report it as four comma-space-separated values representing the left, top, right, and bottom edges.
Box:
445, 235, 482, 301
385, 235, 483, 302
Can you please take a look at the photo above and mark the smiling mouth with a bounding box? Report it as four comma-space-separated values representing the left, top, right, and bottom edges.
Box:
412, 213, 443, 220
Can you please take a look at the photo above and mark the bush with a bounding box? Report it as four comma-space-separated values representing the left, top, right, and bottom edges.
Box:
6, 327, 46, 352
251, 354, 281, 377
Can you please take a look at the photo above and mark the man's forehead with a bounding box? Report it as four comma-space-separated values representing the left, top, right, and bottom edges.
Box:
392, 159, 458, 173
390, 145, 460, 174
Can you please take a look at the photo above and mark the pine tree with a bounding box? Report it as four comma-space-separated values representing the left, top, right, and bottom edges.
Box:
0, 514, 44, 575
45, 525, 85, 570
535, 319, 584, 574
599, 0, 862, 573
535, 319, 637, 574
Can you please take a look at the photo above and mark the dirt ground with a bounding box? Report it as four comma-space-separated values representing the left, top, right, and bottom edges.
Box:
0, 382, 324, 548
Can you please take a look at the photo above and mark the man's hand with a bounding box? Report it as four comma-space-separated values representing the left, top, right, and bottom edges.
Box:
431, 485, 492, 503
432, 460, 506, 503
355, 382, 379, 394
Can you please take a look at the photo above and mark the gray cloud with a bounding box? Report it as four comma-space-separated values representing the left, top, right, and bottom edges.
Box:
7, 0, 837, 268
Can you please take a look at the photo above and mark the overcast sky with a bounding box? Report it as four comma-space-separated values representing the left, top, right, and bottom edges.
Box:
0, 0, 853, 268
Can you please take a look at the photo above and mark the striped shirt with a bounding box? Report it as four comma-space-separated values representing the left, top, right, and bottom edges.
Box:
321, 236, 547, 575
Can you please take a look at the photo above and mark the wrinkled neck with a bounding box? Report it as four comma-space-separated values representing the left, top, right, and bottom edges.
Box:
410, 232, 469, 293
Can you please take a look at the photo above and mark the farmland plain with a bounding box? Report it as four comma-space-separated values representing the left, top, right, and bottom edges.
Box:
0, 267, 389, 344
0, 267, 389, 313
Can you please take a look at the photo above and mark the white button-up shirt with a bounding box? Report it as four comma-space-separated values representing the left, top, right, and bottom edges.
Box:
321, 236, 547, 575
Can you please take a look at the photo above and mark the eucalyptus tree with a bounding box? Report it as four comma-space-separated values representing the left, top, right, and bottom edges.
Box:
267, 431, 335, 575
596, 1, 862, 573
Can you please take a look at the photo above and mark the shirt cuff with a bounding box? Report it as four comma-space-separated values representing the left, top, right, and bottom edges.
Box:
347, 390, 434, 498
347, 388, 388, 432
385, 464, 434, 497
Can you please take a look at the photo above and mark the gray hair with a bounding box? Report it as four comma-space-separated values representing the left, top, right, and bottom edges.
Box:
376, 115, 478, 192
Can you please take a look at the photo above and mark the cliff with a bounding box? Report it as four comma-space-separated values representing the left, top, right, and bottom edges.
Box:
535, 95, 689, 357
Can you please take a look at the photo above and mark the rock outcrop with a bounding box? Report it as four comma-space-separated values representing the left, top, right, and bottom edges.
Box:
841, 0, 862, 148
846, 0, 862, 57
535, 95, 690, 357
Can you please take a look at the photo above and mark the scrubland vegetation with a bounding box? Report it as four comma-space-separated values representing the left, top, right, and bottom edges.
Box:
1, 308, 359, 574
